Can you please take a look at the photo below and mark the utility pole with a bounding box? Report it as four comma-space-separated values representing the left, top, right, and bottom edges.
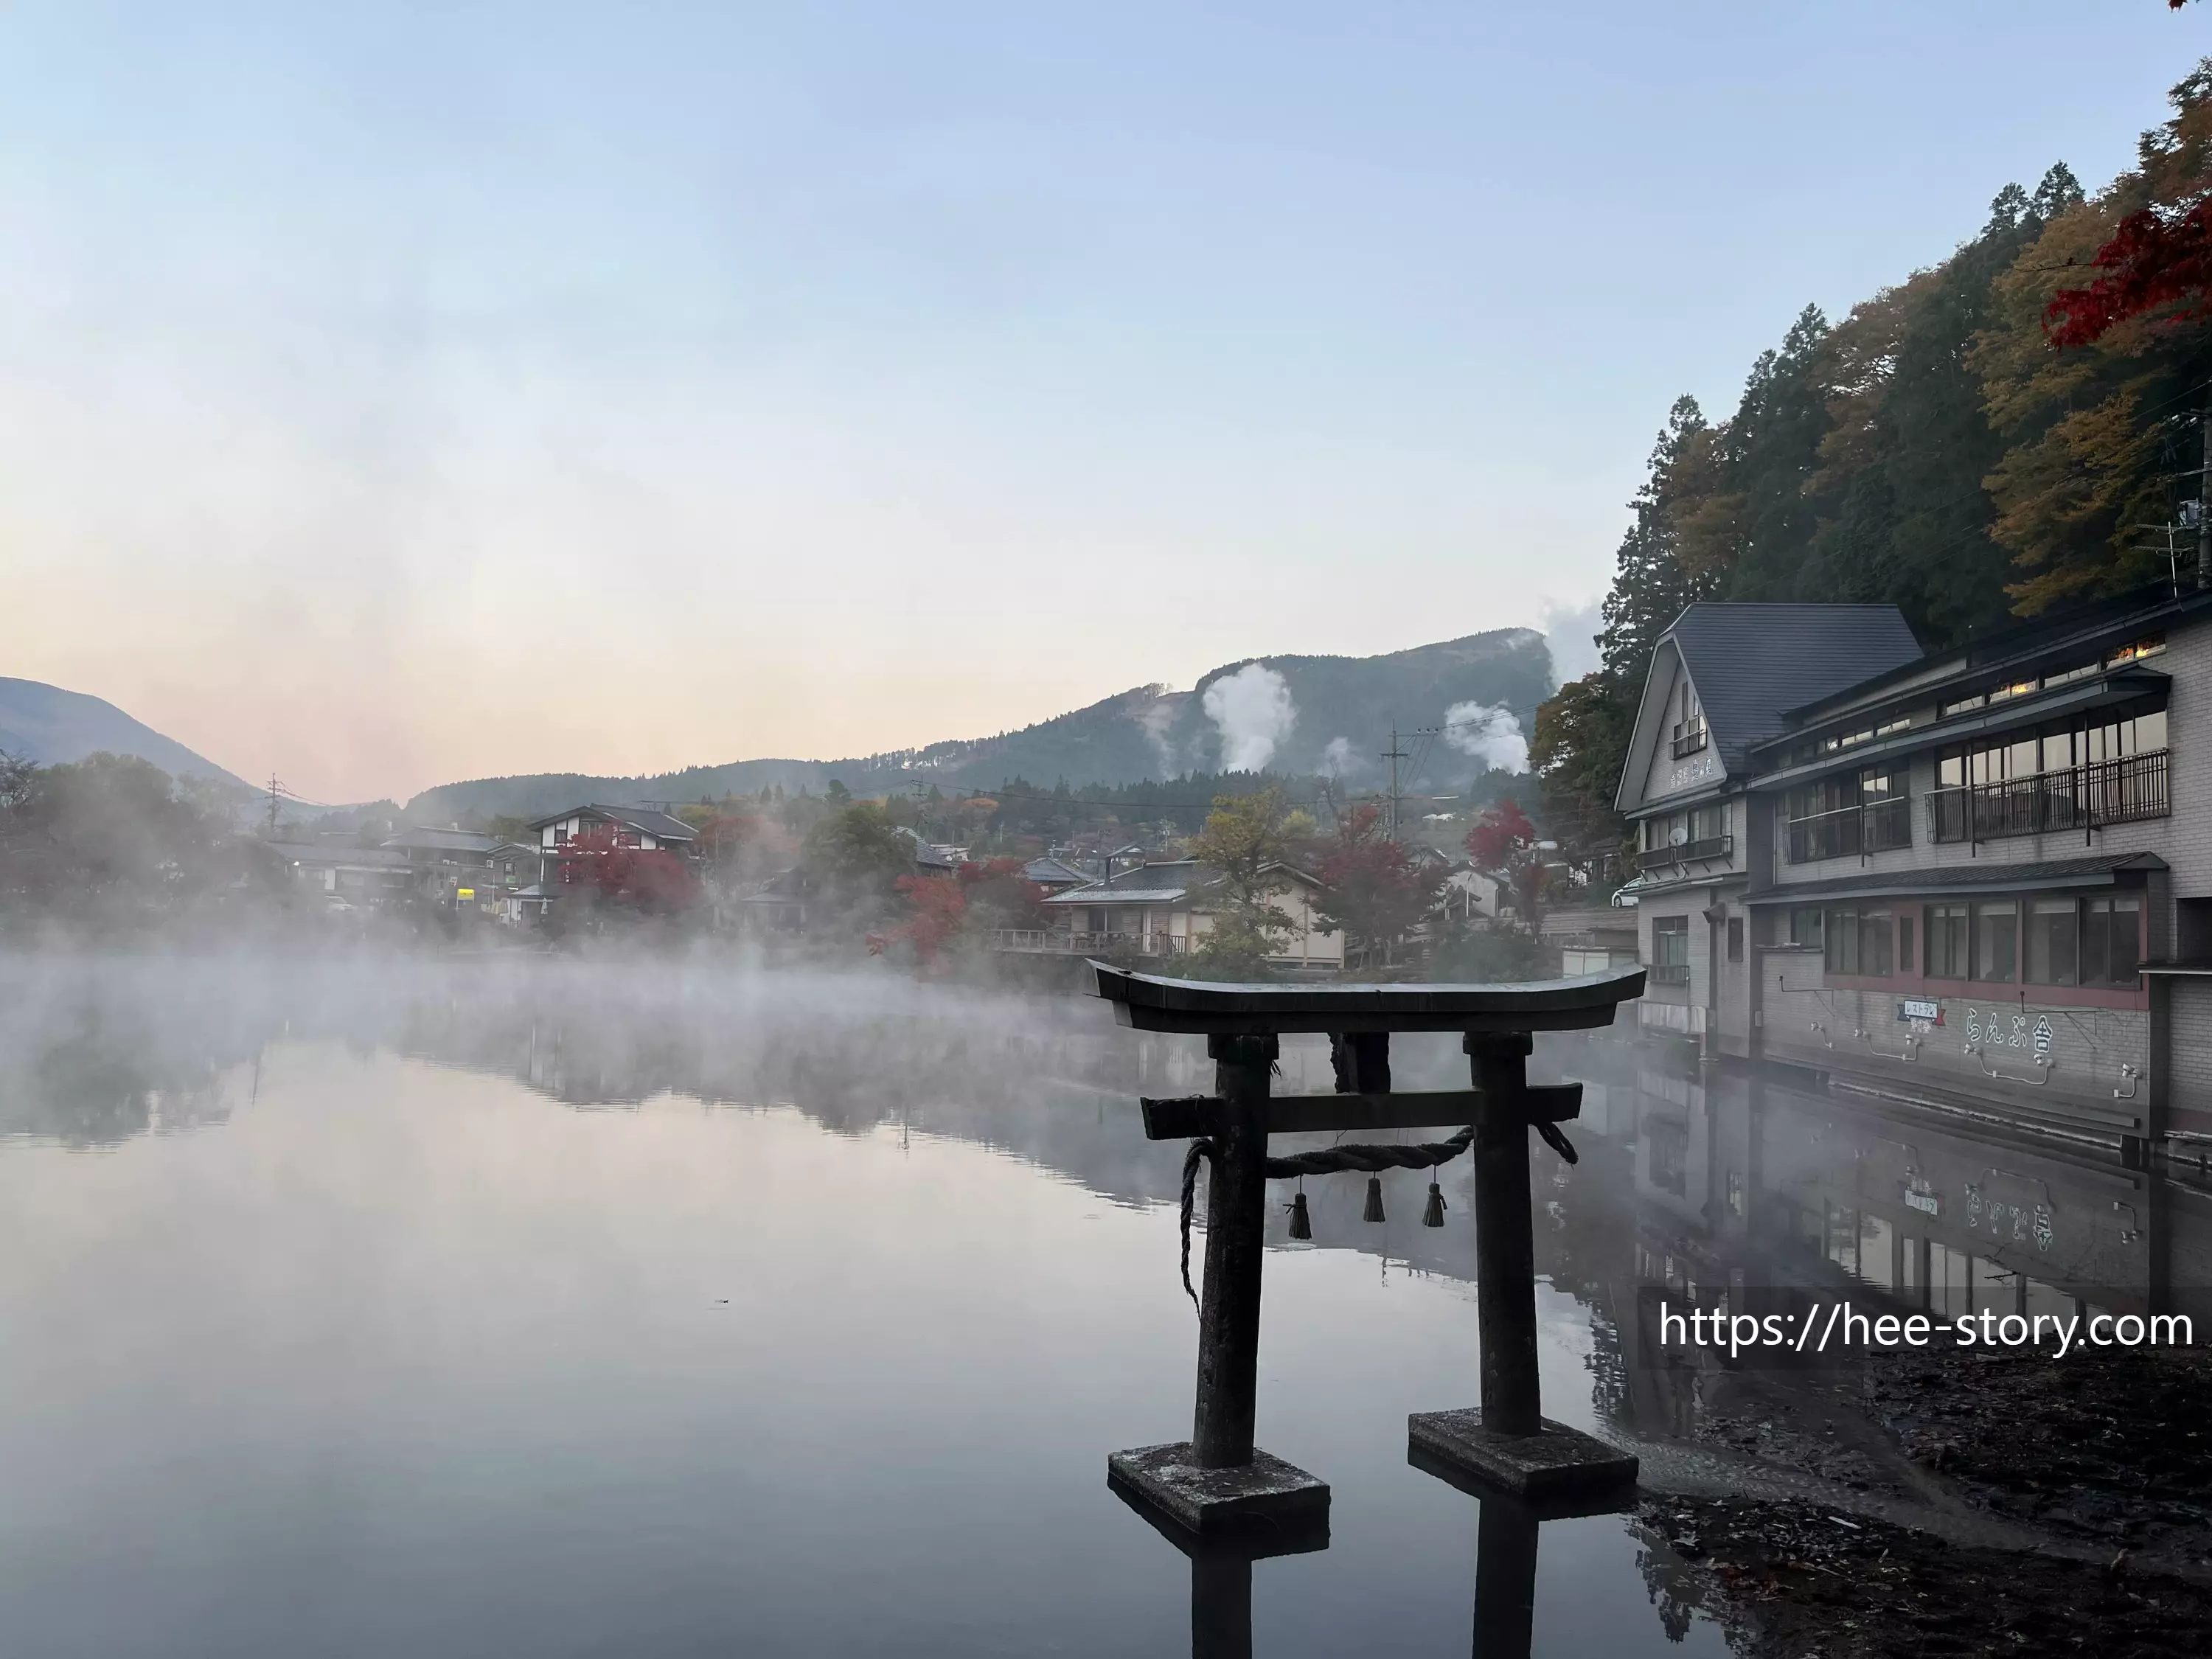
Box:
1381, 726, 1409, 844
265, 773, 283, 838
2197, 413, 2210, 589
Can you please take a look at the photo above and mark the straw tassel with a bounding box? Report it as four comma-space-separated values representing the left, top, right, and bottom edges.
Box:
1421, 1180, 1446, 1227
1287, 1191, 1312, 1240
1363, 1175, 1386, 1223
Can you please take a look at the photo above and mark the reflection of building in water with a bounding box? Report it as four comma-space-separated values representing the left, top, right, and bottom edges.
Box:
1560, 1060, 2212, 1427
1500, 1054, 2212, 1451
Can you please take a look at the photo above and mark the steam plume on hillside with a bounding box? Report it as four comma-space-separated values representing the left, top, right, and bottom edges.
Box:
1202, 664, 1295, 773
1441, 701, 1528, 773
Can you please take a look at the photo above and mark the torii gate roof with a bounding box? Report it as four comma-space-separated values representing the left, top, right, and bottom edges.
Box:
1088, 963, 1646, 1035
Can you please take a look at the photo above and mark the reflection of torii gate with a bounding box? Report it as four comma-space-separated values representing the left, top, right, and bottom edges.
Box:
1091, 964, 1646, 1540
1411, 1441, 1638, 1659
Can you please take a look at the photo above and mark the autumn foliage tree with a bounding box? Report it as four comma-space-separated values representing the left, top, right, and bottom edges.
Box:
1466, 799, 1548, 931
877, 872, 968, 963
1311, 804, 1447, 970
1189, 788, 1295, 973
554, 824, 700, 915
872, 858, 1047, 966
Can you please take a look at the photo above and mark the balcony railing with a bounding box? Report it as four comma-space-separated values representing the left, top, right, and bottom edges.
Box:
1927, 750, 2170, 844
992, 929, 1185, 956
1784, 796, 1910, 863
1670, 720, 1708, 759
1647, 962, 1691, 986
1635, 835, 1732, 874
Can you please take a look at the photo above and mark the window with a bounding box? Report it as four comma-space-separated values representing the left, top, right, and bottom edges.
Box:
2028, 898, 2079, 986
1941, 709, 2169, 782
1860, 1213, 1897, 1291
1689, 801, 1726, 843
1824, 908, 1891, 976
2107, 633, 2166, 667
1826, 908, 1861, 975
1868, 911, 1894, 975
1672, 679, 1707, 756
1920, 902, 1973, 982
1899, 914, 1916, 975
1787, 768, 1910, 862
1974, 900, 2019, 983
1650, 916, 1690, 985
1789, 907, 1824, 949
1933, 707, 2171, 843
1862, 769, 1910, 850
2082, 894, 2143, 987
1727, 917, 1744, 962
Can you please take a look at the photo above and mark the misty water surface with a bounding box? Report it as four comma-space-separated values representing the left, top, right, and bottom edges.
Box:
0, 953, 1730, 1658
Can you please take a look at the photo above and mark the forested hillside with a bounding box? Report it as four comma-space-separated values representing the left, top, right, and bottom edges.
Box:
0, 677, 248, 792
405, 628, 1551, 824
1534, 61, 2212, 869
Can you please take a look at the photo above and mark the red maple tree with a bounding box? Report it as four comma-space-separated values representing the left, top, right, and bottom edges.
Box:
1311, 805, 1447, 967
554, 824, 700, 912
2044, 200, 2212, 347
1465, 800, 1548, 929
872, 858, 1046, 964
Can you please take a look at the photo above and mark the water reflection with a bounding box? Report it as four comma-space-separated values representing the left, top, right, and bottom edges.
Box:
1, 951, 2189, 1655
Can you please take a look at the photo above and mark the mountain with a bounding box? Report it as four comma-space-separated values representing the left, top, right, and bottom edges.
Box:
0, 678, 249, 791
403, 628, 1554, 823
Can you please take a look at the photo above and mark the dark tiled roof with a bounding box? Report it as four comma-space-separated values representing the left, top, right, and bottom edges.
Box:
892, 826, 955, 869
265, 841, 412, 868
1777, 581, 2212, 726
1043, 860, 1202, 905
382, 827, 495, 853
526, 804, 698, 842
1669, 604, 1922, 765
1020, 856, 1090, 886
1746, 852, 2165, 905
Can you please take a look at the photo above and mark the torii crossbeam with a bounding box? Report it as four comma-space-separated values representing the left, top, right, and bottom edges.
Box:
1093, 963, 1646, 1536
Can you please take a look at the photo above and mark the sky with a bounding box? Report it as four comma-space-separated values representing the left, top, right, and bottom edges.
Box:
2, 2, 2208, 805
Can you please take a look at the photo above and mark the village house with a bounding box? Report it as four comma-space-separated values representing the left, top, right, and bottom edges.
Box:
1539, 905, 1641, 976
734, 824, 966, 936
1614, 585, 2212, 1154
521, 804, 702, 923
379, 826, 501, 912
265, 838, 415, 909
1018, 854, 1091, 894
529, 804, 699, 866
1018, 858, 1344, 973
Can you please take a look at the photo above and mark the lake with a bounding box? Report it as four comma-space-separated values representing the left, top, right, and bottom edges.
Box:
18, 949, 2081, 1657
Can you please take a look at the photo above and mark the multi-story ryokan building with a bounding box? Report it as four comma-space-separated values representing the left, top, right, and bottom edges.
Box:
1615, 585, 2212, 1154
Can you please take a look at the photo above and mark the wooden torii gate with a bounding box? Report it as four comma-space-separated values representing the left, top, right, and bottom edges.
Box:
1093, 963, 1646, 1536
